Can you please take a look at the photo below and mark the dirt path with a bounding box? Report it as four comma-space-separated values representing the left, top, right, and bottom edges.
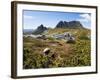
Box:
42, 40, 72, 55
64, 44, 72, 54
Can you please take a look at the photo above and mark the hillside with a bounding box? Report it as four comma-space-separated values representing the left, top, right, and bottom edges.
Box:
23, 28, 91, 69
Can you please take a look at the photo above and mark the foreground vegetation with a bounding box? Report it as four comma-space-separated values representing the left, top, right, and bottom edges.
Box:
23, 28, 91, 69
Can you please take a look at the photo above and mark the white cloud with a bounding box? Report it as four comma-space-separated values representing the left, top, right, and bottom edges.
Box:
80, 14, 91, 20
24, 15, 34, 19
77, 13, 91, 22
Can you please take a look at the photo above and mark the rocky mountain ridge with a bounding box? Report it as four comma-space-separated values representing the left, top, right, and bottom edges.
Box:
24, 20, 84, 35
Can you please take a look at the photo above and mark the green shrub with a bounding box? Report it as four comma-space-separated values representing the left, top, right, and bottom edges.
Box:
23, 28, 91, 68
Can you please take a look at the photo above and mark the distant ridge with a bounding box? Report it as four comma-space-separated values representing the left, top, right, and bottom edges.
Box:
32, 24, 47, 35
23, 29, 33, 34
32, 20, 84, 35
56, 21, 84, 29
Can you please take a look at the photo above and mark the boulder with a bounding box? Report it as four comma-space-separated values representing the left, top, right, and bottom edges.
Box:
43, 48, 50, 55
66, 36, 75, 43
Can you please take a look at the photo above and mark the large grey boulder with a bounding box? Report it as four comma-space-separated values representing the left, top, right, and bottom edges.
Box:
52, 34, 64, 39
51, 32, 75, 43
66, 36, 75, 43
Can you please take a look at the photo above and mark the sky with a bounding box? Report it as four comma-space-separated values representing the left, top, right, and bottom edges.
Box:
23, 10, 91, 29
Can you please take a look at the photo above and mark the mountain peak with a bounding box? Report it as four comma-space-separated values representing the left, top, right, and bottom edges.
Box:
33, 24, 47, 35
56, 21, 83, 29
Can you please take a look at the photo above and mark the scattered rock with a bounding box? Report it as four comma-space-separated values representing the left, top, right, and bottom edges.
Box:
36, 35, 47, 40
51, 32, 75, 43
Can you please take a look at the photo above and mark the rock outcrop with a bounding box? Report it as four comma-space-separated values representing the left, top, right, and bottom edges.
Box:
33, 24, 47, 34
56, 21, 83, 29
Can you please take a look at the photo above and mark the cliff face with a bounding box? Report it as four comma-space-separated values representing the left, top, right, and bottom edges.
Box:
56, 21, 84, 29
32, 24, 47, 35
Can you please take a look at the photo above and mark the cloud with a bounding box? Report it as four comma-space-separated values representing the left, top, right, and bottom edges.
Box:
24, 15, 34, 19
80, 14, 91, 20
77, 13, 91, 22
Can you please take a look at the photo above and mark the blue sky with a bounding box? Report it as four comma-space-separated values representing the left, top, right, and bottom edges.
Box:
23, 10, 91, 29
